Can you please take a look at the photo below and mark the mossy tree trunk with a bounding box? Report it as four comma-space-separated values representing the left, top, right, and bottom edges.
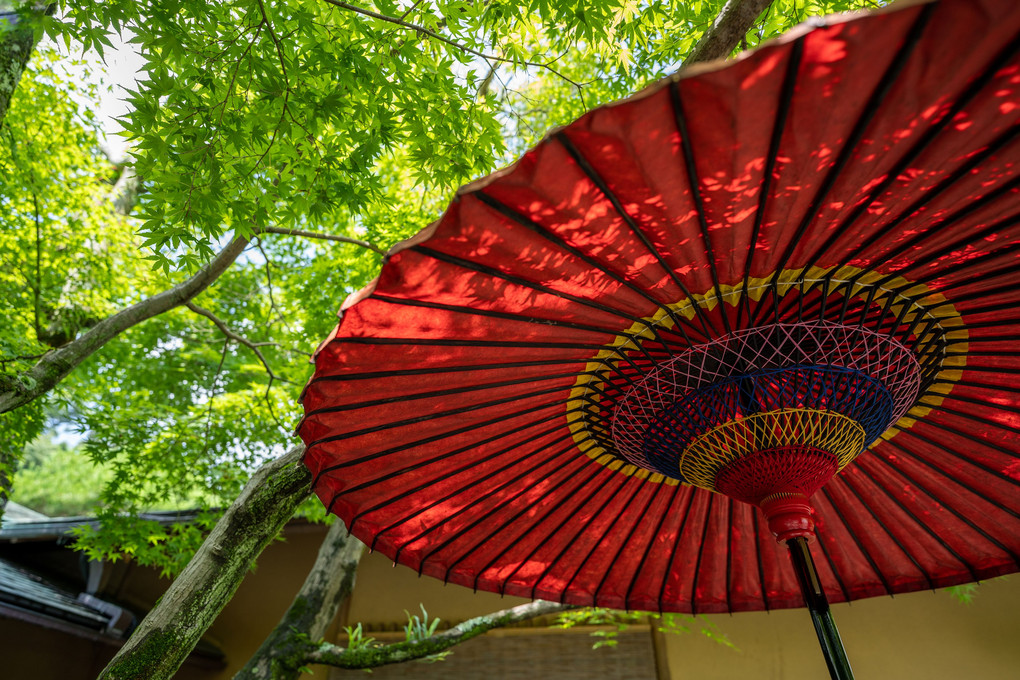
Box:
96, 445, 312, 680
0, 4, 38, 129
235, 520, 366, 680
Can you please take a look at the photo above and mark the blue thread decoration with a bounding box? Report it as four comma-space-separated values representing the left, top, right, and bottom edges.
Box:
639, 365, 895, 480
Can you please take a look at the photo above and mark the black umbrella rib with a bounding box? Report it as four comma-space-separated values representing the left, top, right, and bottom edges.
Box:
307, 369, 588, 415
485, 462, 620, 595
337, 336, 607, 350
751, 506, 770, 611
657, 487, 700, 613
874, 438, 1020, 562
310, 358, 595, 383
367, 293, 665, 369
351, 310, 653, 382
849, 135, 1020, 290
368, 293, 625, 336
738, 37, 803, 329
943, 334, 1020, 346
938, 376, 1020, 395
558, 473, 650, 604
840, 470, 939, 590
952, 318, 1020, 332
936, 364, 1020, 377
472, 191, 703, 345
818, 484, 894, 595
313, 400, 589, 491
307, 382, 571, 452
947, 295, 1020, 317
553, 132, 719, 339
339, 411, 570, 508
391, 440, 586, 568
862, 192, 1020, 291
796, 12, 1020, 276
945, 350, 1020, 359
916, 395, 1020, 438
926, 388, 1020, 413
669, 83, 731, 335
592, 474, 668, 604
623, 481, 682, 611
526, 473, 636, 599
811, 509, 852, 604
750, 4, 935, 327
816, 130, 1020, 293
890, 420, 1020, 492
341, 428, 583, 541
853, 459, 979, 582
876, 435, 1020, 523
473, 459, 625, 593
886, 229, 1020, 295
411, 244, 680, 348
424, 441, 610, 577
689, 493, 716, 615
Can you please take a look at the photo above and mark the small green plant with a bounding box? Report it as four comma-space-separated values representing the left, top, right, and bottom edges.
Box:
404, 604, 451, 663
343, 622, 377, 652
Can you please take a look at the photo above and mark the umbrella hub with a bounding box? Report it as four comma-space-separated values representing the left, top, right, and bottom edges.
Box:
609, 321, 925, 504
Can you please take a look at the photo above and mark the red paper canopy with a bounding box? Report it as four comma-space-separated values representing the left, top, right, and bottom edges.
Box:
300, 0, 1020, 614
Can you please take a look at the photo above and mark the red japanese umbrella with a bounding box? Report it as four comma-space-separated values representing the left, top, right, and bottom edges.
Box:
298, 0, 1020, 676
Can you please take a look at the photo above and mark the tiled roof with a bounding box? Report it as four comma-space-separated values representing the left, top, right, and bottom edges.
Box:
0, 558, 113, 631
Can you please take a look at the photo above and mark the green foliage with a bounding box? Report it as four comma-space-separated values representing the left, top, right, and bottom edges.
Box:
946, 583, 979, 605
555, 607, 736, 651
11, 434, 112, 515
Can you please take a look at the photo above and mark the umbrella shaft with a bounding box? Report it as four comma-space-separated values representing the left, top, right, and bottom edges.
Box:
787, 537, 855, 680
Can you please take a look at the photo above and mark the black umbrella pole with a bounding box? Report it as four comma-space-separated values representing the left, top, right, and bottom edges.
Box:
787, 537, 855, 680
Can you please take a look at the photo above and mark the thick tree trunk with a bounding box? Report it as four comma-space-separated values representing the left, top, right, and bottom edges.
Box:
96, 445, 312, 680
235, 520, 366, 680
0, 4, 38, 128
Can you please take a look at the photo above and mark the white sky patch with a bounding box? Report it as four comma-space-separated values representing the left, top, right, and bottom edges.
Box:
48, 30, 145, 163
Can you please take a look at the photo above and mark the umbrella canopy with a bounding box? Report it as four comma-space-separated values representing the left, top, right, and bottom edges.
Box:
299, 0, 1020, 626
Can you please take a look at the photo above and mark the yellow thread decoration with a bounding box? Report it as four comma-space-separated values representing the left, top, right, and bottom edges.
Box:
679, 410, 865, 492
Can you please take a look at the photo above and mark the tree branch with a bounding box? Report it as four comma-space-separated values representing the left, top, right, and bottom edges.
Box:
320, 0, 587, 96
685, 0, 775, 65
259, 226, 387, 255
97, 444, 312, 680
301, 600, 576, 670
235, 520, 366, 679
184, 301, 295, 385
0, 237, 249, 414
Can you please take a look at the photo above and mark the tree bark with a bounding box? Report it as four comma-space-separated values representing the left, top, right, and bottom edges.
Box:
0, 4, 41, 129
685, 0, 775, 65
234, 520, 366, 680
96, 445, 312, 680
301, 600, 575, 669
0, 236, 249, 414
